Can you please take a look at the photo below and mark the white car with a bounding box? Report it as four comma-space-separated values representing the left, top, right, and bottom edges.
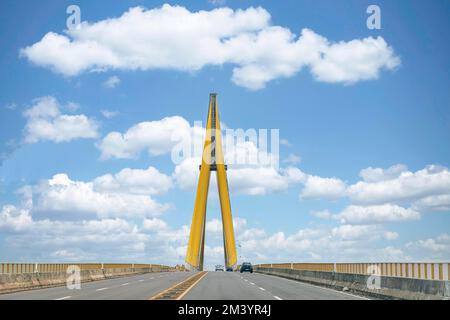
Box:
215, 265, 224, 271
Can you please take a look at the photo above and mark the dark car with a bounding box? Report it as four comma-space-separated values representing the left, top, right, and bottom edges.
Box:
240, 262, 253, 273
226, 267, 233, 272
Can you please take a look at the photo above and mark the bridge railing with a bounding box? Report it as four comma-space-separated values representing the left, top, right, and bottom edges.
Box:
0, 263, 175, 274
255, 262, 450, 281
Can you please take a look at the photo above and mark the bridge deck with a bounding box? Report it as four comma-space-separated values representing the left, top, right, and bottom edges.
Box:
0, 271, 366, 300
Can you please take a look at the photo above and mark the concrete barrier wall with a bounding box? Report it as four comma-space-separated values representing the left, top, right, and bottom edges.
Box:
254, 266, 450, 300
257, 262, 450, 281
0, 263, 174, 274
0, 265, 176, 295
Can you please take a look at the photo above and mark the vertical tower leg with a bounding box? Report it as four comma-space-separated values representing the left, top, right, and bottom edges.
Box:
185, 99, 213, 271
214, 101, 237, 269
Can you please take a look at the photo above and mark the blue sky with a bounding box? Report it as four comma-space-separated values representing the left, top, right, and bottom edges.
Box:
0, 0, 449, 268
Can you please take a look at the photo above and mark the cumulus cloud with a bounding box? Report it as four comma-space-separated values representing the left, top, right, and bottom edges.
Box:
105, 115, 303, 195
301, 164, 450, 216
335, 204, 420, 225
100, 109, 119, 119
238, 223, 409, 263
359, 164, 408, 182
23, 96, 98, 143
103, 75, 121, 88
0, 208, 151, 262
173, 155, 304, 195
413, 194, 450, 212
300, 174, 347, 200
97, 116, 191, 159
21, 5, 400, 90
0, 205, 33, 232
93, 166, 172, 195
348, 165, 450, 205
283, 154, 301, 165
331, 224, 381, 240
405, 234, 450, 260
32, 173, 171, 219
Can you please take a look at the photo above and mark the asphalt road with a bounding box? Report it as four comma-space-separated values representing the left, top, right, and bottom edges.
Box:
0, 271, 367, 300
0, 272, 192, 300
183, 272, 368, 300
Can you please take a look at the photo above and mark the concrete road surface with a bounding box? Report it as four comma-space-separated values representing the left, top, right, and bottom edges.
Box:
0, 271, 367, 300
183, 272, 368, 300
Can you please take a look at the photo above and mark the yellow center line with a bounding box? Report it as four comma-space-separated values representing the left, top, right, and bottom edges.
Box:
148, 272, 207, 300
176, 271, 208, 300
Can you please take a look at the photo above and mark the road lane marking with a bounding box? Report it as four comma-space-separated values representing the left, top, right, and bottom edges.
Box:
121, 283, 130, 286
176, 272, 208, 300
149, 272, 207, 300
249, 282, 255, 285
259, 287, 265, 291
149, 277, 154, 279
253, 272, 370, 300
274, 296, 282, 300
138, 279, 145, 282
96, 287, 109, 291
55, 296, 71, 300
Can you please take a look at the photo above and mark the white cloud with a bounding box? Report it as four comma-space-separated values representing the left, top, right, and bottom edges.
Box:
206, 217, 248, 235
405, 234, 450, 259
283, 154, 301, 165
359, 164, 408, 182
331, 224, 380, 240
335, 204, 420, 225
21, 5, 399, 90
413, 194, 450, 212
300, 175, 347, 200
100, 109, 119, 119
97, 116, 191, 159
0, 205, 33, 232
348, 165, 450, 205
93, 166, 172, 195
0, 211, 151, 262
311, 209, 333, 220
173, 156, 304, 195
33, 173, 170, 219
23, 96, 98, 143
103, 75, 121, 88
142, 218, 169, 231
227, 166, 291, 195
384, 231, 399, 241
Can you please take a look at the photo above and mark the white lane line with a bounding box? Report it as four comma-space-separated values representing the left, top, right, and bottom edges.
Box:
149, 277, 154, 279
138, 279, 145, 282
274, 296, 282, 300
249, 282, 255, 285
55, 296, 71, 300
121, 283, 130, 286
259, 287, 265, 291
96, 287, 109, 291
254, 272, 370, 300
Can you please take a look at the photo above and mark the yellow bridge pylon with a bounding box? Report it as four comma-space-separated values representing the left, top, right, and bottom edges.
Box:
185, 93, 237, 271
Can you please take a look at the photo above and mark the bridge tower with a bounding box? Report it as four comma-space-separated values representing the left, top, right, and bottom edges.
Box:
185, 93, 237, 271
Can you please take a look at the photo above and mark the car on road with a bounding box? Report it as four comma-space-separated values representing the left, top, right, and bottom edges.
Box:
226, 266, 233, 272
240, 262, 253, 273
215, 265, 224, 271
